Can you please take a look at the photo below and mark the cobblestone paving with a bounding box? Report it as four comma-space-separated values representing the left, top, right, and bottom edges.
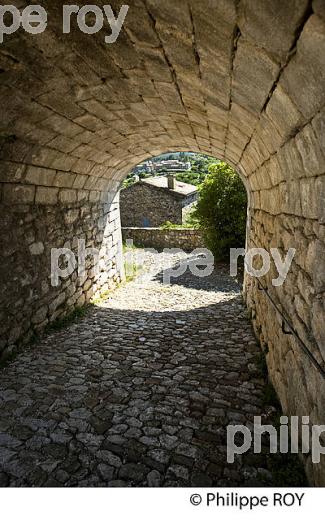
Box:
0, 252, 285, 487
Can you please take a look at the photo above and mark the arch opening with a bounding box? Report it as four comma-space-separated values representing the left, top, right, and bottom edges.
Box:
0, 0, 324, 484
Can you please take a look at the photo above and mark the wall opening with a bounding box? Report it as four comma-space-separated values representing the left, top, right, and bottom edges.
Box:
0, 0, 324, 485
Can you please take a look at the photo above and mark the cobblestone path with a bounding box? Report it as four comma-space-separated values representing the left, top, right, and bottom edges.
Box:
0, 252, 291, 487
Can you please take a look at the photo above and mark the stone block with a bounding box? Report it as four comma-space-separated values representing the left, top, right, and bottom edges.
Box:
147, 0, 193, 32
49, 292, 66, 313
73, 175, 88, 190
0, 162, 26, 183
232, 40, 279, 114
313, 241, 325, 294
73, 113, 105, 133
89, 191, 100, 203
285, 180, 302, 216
35, 186, 59, 205
281, 15, 325, 119
50, 152, 77, 172
295, 124, 325, 177
313, 0, 325, 21
311, 297, 325, 361
71, 159, 95, 175
32, 306, 48, 325
54, 171, 77, 188
300, 178, 318, 219
140, 46, 173, 82
266, 85, 304, 140
228, 103, 258, 137
37, 91, 84, 120
281, 139, 305, 179
3, 184, 35, 204
256, 114, 283, 155
268, 155, 284, 186
311, 107, 325, 158
77, 190, 89, 202
245, 133, 269, 168
25, 166, 57, 186
48, 135, 79, 154
59, 189, 77, 204
30, 147, 58, 169
315, 175, 325, 223
305, 239, 325, 293
238, 0, 309, 62
42, 114, 83, 138
64, 209, 80, 225
29, 242, 44, 256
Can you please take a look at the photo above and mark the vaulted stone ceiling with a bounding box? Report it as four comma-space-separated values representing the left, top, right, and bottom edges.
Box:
1, 0, 324, 209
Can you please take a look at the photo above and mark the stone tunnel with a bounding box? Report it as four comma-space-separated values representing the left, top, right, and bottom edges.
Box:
0, 0, 324, 484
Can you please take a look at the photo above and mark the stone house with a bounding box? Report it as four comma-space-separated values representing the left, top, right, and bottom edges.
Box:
120, 175, 198, 227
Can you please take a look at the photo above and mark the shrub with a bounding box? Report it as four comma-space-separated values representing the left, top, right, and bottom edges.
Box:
160, 221, 182, 229
193, 162, 247, 259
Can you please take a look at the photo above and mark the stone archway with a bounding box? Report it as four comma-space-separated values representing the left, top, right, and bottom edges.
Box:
0, 0, 324, 483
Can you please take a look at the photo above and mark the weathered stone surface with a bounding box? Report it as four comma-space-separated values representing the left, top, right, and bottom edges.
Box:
0, 252, 307, 486
35, 187, 59, 205
296, 124, 325, 177
265, 85, 304, 140
120, 179, 197, 228
238, 0, 309, 62
122, 227, 204, 251
25, 167, 57, 187
311, 298, 325, 361
232, 40, 279, 114
313, 0, 325, 21
281, 15, 325, 119
58, 189, 77, 204
97, 464, 115, 482
0, 193, 122, 355
0, 162, 26, 183
3, 184, 35, 204
300, 178, 318, 219
315, 175, 325, 223
29, 242, 44, 256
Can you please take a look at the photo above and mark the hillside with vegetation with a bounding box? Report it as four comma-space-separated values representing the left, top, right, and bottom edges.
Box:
122, 152, 219, 188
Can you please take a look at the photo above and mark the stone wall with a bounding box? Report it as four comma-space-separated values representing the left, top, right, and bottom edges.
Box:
0, 184, 123, 360
245, 182, 325, 484
120, 183, 184, 227
122, 227, 204, 251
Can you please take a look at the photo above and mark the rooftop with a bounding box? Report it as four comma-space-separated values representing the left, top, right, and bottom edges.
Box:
139, 176, 197, 197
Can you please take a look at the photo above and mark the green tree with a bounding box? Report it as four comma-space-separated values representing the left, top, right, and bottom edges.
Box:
175, 170, 203, 185
193, 162, 247, 259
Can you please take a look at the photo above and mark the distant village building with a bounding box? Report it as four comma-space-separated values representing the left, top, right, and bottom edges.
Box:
132, 160, 154, 175
154, 159, 191, 172
131, 159, 191, 180
120, 175, 198, 228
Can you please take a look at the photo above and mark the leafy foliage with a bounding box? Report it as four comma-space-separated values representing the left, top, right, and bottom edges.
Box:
175, 170, 206, 186
193, 162, 247, 260
160, 220, 197, 230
